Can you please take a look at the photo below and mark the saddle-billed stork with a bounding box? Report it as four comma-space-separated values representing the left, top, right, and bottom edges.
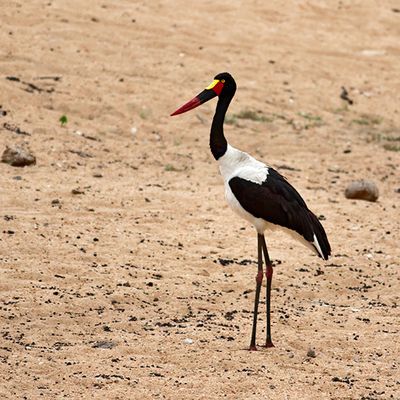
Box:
171, 72, 331, 350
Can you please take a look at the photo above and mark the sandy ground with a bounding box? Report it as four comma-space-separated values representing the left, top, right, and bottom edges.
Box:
1, 1, 400, 399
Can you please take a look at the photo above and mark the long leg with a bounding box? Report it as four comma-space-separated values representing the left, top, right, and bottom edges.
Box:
261, 235, 274, 347
249, 234, 264, 350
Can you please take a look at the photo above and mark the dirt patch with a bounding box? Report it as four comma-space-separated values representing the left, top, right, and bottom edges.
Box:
0, 1, 399, 399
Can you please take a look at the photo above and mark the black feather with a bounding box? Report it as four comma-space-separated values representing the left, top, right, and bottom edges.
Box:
228, 169, 331, 259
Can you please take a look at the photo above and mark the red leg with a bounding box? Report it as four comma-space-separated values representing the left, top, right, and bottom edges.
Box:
261, 235, 274, 348
249, 234, 263, 351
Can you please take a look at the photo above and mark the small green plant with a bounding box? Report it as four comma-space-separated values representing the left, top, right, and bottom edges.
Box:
225, 114, 238, 125
352, 114, 382, 126
226, 109, 273, 124
385, 135, 400, 142
139, 109, 151, 120
173, 138, 182, 146
383, 143, 400, 152
332, 105, 349, 114
366, 131, 400, 151
164, 164, 179, 172
59, 115, 68, 126
235, 109, 272, 122
381, 135, 400, 152
298, 112, 323, 122
352, 118, 370, 126
297, 112, 324, 129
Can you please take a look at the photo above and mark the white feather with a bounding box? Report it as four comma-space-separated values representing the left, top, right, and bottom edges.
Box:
312, 234, 324, 258
218, 145, 269, 184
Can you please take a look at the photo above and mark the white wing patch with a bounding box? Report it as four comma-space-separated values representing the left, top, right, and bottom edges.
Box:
312, 233, 324, 259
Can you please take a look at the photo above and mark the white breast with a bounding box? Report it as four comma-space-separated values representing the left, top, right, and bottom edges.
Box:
218, 145, 268, 183
218, 145, 270, 233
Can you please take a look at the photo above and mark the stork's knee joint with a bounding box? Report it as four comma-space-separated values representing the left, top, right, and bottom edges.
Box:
265, 265, 273, 279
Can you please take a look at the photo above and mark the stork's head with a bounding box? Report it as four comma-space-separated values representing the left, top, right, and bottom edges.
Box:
171, 72, 236, 116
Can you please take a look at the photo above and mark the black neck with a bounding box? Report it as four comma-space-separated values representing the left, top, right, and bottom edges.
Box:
210, 95, 232, 160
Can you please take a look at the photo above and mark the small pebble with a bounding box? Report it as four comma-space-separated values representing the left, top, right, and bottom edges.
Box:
307, 348, 316, 358
71, 188, 85, 195
183, 338, 193, 345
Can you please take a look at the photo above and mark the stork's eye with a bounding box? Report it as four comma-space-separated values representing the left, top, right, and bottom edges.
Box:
221, 79, 225, 83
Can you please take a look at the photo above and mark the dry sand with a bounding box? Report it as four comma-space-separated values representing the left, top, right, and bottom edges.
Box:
1, 1, 399, 399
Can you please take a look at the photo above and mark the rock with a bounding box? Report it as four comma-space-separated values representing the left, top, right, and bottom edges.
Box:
345, 180, 379, 202
71, 188, 85, 195
1, 145, 36, 167
92, 340, 117, 349
307, 348, 316, 358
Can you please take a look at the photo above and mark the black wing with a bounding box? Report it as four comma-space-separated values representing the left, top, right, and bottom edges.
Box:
229, 168, 331, 259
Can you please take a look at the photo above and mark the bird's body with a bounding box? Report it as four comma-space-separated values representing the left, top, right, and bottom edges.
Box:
171, 72, 331, 350
218, 144, 329, 259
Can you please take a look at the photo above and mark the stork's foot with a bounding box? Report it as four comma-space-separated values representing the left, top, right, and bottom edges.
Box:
263, 340, 275, 348
249, 345, 258, 351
